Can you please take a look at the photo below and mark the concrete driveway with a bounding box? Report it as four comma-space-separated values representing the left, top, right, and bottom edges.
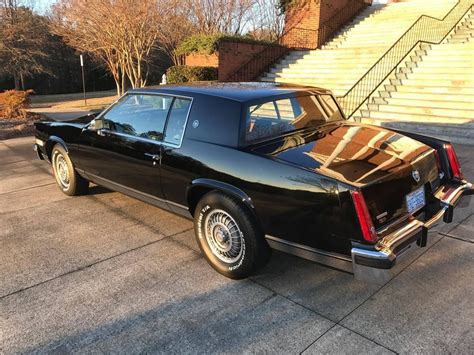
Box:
1, 136, 473, 354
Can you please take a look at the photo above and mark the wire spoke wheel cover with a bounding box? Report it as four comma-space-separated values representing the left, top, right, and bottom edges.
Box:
204, 209, 245, 264
53, 152, 70, 189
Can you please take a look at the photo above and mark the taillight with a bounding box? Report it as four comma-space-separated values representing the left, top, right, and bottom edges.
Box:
351, 191, 378, 243
444, 144, 463, 180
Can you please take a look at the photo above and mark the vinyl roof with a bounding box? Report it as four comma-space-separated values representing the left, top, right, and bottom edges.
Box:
129, 82, 333, 103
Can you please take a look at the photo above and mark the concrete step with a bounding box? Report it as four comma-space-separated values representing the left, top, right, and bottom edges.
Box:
278, 60, 379, 68
270, 66, 367, 74
412, 61, 473, 68
381, 98, 474, 110
447, 38, 474, 44
362, 120, 474, 145
400, 72, 474, 81
415, 53, 474, 60
371, 104, 473, 119
387, 91, 474, 103
427, 44, 474, 52
287, 51, 386, 60
391, 78, 474, 87
391, 85, 474, 95
406, 67, 473, 75
266, 72, 366, 80
363, 110, 472, 125
270, 76, 362, 85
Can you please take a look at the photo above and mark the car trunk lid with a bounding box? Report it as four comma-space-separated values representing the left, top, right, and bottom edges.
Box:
250, 122, 440, 230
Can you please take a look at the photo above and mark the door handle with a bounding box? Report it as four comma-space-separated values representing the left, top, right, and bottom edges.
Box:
97, 129, 108, 137
145, 153, 161, 161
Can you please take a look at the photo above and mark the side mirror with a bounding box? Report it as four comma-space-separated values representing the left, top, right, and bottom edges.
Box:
87, 119, 105, 131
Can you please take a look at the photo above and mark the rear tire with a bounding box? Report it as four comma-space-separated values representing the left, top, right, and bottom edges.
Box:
194, 191, 270, 279
51, 144, 89, 196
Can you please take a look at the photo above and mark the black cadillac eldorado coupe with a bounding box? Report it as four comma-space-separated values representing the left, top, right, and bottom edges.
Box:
34, 83, 473, 284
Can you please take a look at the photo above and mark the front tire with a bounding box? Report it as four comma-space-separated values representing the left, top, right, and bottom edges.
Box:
51, 144, 89, 196
194, 191, 270, 279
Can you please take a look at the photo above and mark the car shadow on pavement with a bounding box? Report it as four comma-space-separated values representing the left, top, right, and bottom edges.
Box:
18, 275, 330, 353
87, 185, 113, 195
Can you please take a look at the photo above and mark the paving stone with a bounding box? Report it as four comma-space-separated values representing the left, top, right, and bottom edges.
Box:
342, 237, 474, 353
303, 325, 394, 354
445, 213, 474, 243
252, 232, 441, 322
0, 183, 66, 214
0, 154, 52, 194
0, 190, 191, 297
170, 228, 200, 253
0, 239, 334, 354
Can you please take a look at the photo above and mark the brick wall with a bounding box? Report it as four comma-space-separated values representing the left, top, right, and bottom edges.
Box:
183, 41, 282, 81
282, 0, 369, 49
185, 53, 218, 67
218, 41, 276, 81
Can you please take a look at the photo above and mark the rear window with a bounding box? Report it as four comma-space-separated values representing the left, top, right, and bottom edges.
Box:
244, 94, 344, 144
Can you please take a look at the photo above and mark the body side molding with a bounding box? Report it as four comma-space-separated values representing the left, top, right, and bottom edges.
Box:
265, 235, 353, 273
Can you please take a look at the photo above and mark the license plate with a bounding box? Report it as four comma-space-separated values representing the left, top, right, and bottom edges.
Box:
406, 186, 426, 214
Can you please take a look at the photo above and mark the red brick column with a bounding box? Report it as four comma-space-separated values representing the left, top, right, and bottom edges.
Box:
282, 0, 367, 49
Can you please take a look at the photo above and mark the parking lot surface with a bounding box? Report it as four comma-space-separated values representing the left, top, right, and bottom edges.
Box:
1, 136, 473, 353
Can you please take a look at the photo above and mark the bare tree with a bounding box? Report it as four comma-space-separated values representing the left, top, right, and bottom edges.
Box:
248, 0, 285, 41
51, 0, 174, 95
0, 0, 50, 90
185, 0, 256, 35
158, 7, 194, 65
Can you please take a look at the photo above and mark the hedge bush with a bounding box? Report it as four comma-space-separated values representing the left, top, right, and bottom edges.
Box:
175, 33, 274, 56
166, 66, 218, 84
0, 89, 34, 119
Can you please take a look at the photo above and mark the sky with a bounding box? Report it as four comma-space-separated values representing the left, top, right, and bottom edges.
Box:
27, 0, 57, 14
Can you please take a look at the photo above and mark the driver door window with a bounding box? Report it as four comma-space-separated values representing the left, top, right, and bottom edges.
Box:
101, 94, 173, 142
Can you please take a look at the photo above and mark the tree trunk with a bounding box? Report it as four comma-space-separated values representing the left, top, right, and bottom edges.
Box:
20, 73, 25, 91
13, 72, 20, 90
115, 79, 121, 97
121, 70, 127, 95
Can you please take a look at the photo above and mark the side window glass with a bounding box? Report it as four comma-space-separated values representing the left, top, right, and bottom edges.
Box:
318, 94, 344, 121
164, 98, 192, 146
103, 94, 173, 141
246, 100, 295, 143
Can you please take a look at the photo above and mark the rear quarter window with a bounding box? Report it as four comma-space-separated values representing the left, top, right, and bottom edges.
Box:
164, 98, 192, 146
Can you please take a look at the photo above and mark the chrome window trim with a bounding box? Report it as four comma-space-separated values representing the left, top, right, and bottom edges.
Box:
103, 130, 181, 149
92, 91, 193, 149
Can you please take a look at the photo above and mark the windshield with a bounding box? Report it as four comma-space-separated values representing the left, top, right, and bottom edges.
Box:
244, 94, 344, 144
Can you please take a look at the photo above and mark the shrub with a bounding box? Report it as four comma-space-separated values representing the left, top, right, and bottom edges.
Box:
0, 90, 34, 119
166, 66, 218, 84
175, 33, 274, 56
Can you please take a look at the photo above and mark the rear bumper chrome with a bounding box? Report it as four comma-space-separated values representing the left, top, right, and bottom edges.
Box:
352, 181, 473, 284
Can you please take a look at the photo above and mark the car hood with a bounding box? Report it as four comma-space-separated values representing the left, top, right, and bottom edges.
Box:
250, 122, 432, 186
67, 113, 97, 125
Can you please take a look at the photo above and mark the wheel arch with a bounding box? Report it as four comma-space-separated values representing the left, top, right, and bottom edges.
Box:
187, 178, 257, 219
45, 136, 68, 161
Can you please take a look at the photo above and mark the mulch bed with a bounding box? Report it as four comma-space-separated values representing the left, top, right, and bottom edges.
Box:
0, 113, 44, 140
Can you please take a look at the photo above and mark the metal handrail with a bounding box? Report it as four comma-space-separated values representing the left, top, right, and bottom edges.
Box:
339, 0, 474, 118
224, 0, 372, 82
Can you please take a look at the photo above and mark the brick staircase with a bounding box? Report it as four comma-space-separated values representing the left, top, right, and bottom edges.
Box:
261, 0, 457, 97
360, 8, 474, 144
